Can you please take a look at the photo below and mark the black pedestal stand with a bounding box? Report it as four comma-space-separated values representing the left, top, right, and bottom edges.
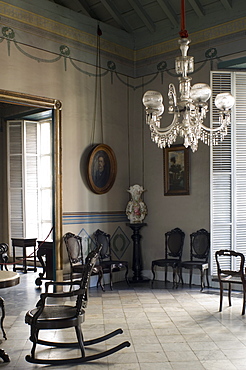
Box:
127, 223, 149, 283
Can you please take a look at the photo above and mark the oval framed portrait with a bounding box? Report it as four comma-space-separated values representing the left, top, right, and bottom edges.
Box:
87, 144, 117, 194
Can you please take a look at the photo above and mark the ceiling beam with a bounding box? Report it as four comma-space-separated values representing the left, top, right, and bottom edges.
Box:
100, 0, 133, 33
77, 0, 94, 17
156, 0, 179, 28
128, 0, 155, 33
219, 0, 233, 10
187, 0, 205, 17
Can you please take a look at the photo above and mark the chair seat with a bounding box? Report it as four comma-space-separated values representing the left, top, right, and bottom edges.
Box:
220, 274, 244, 283
152, 259, 179, 267
101, 260, 128, 268
72, 264, 102, 274
25, 305, 85, 328
180, 261, 208, 269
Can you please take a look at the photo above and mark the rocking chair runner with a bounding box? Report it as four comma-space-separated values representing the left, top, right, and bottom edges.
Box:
25, 245, 130, 365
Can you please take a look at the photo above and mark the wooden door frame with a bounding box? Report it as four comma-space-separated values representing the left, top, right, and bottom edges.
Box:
1, 89, 63, 278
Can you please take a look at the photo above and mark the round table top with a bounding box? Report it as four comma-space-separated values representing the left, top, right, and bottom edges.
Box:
0, 271, 20, 288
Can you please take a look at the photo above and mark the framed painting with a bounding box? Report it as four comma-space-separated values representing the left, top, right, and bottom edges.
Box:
87, 144, 117, 194
164, 145, 189, 196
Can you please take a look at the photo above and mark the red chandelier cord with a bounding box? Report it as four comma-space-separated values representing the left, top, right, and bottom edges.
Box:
179, 0, 189, 38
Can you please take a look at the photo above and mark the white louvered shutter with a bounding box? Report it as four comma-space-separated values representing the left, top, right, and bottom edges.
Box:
234, 73, 246, 258
8, 120, 39, 239
211, 71, 246, 274
25, 121, 39, 237
7, 121, 24, 237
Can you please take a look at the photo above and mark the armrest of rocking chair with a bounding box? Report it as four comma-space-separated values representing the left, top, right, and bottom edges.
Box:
34, 280, 85, 307
44, 279, 80, 291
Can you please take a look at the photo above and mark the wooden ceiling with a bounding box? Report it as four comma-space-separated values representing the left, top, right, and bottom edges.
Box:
49, 0, 245, 48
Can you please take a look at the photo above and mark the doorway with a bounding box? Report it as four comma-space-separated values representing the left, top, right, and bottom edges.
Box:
0, 90, 62, 279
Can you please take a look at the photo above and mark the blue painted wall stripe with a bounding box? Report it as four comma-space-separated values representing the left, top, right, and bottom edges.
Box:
63, 212, 128, 225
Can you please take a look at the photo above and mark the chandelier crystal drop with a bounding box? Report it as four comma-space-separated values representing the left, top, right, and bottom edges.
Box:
142, 1, 235, 152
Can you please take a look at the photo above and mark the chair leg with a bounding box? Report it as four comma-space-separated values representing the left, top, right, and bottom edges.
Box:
0, 297, 7, 340
110, 267, 113, 290
189, 268, 193, 287
179, 267, 184, 285
228, 283, 232, 307
242, 291, 246, 315
165, 266, 168, 283
206, 269, 209, 288
151, 263, 156, 283
172, 268, 176, 289
125, 265, 129, 286
200, 270, 204, 292
75, 325, 85, 357
96, 268, 105, 291
30, 327, 39, 359
219, 282, 223, 312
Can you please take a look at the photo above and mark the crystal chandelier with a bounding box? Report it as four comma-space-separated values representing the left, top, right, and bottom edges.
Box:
142, 0, 235, 152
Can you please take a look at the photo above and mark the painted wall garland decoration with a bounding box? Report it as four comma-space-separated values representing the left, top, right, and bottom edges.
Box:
0, 26, 222, 91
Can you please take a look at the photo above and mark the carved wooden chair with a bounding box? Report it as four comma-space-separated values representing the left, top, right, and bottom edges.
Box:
63, 232, 104, 291
151, 228, 185, 288
25, 245, 130, 365
94, 229, 129, 290
215, 249, 246, 315
0, 243, 8, 271
179, 228, 210, 291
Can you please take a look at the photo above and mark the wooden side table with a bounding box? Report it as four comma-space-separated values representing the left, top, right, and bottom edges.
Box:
12, 238, 37, 273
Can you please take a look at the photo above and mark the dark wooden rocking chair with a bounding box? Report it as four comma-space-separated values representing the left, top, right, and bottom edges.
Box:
25, 245, 130, 365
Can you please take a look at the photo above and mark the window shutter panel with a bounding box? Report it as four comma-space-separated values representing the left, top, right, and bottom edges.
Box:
211, 71, 246, 273
234, 73, 246, 256
211, 72, 232, 274
25, 121, 39, 237
8, 121, 24, 237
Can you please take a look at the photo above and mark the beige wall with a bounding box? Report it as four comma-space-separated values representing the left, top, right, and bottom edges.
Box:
0, 28, 212, 280
0, 1, 239, 284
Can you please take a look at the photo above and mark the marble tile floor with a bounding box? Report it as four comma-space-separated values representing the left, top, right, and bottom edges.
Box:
0, 270, 246, 369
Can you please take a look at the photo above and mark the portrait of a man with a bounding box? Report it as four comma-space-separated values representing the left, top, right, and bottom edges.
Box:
92, 150, 110, 188
87, 144, 117, 194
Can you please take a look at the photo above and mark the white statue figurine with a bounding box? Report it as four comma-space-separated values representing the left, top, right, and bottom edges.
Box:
126, 184, 148, 223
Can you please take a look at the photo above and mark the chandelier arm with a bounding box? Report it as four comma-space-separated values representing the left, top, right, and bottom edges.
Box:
149, 113, 179, 135
199, 121, 229, 133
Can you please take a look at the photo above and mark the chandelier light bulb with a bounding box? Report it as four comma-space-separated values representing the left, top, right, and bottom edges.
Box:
215, 92, 235, 111
156, 104, 164, 117
190, 83, 212, 103
142, 90, 163, 109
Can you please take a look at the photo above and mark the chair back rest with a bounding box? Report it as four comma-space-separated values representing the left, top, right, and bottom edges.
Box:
76, 244, 101, 312
190, 229, 210, 261
63, 232, 84, 267
165, 228, 185, 259
215, 249, 246, 282
94, 229, 111, 261
0, 243, 8, 255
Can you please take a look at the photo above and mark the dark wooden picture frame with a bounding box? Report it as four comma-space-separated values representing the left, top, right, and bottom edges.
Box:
164, 145, 189, 196
87, 144, 117, 194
